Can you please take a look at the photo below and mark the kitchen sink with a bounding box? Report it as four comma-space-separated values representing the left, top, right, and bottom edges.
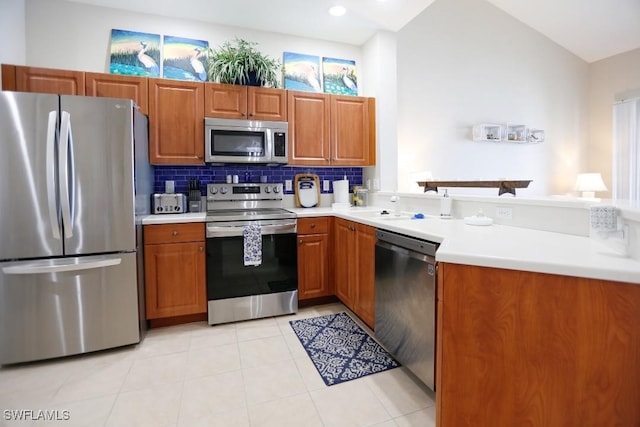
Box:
350, 210, 421, 221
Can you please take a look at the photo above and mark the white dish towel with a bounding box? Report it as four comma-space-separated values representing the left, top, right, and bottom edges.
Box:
243, 223, 262, 266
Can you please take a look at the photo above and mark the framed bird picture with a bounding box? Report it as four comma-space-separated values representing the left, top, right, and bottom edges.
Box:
109, 29, 161, 77
162, 35, 209, 82
283, 52, 322, 93
322, 57, 357, 96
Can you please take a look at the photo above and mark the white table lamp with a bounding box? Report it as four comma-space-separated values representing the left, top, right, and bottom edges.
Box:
575, 173, 607, 199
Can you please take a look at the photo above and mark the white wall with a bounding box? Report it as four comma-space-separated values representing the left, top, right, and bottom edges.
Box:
395, 0, 589, 196
588, 48, 640, 198
362, 31, 398, 192
0, 0, 26, 73
23, 0, 365, 92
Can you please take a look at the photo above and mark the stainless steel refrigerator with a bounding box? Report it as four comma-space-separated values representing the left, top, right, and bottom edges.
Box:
0, 91, 153, 364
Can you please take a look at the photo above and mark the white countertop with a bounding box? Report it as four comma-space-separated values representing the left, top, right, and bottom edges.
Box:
290, 206, 640, 285
141, 207, 640, 284
141, 212, 206, 224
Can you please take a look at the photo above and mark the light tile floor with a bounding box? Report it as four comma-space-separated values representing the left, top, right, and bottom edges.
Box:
0, 303, 436, 427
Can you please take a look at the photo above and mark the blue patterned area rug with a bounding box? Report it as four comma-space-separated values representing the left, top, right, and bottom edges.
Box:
289, 312, 400, 386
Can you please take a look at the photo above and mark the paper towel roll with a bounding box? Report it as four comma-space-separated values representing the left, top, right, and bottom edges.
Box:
333, 179, 350, 205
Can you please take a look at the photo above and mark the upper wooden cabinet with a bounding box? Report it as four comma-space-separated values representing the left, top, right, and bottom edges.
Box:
85, 72, 149, 114
2, 65, 85, 95
288, 91, 332, 166
148, 78, 205, 165
331, 95, 376, 166
288, 90, 375, 166
204, 83, 287, 121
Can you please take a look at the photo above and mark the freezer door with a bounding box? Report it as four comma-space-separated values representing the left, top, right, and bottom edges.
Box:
59, 96, 136, 255
0, 252, 140, 364
0, 92, 63, 260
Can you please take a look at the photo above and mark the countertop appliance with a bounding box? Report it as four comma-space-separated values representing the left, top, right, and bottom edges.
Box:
374, 229, 438, 390
294, 173, 320, 208
205, 182, 297, 325
0, 92, 152, 365
152, 193, 187, 214
204, 117, 288, 164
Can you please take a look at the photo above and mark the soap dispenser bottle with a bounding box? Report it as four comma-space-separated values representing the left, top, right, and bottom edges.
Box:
440, 189, 452, 218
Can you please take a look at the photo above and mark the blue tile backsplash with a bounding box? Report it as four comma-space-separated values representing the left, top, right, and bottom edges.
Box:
153, 165, 363, 195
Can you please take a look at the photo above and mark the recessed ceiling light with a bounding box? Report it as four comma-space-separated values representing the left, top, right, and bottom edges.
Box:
329, 5, 346, 16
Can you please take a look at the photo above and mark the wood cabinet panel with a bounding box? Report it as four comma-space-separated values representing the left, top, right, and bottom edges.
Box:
204, 83, 247, 119
333, 218, 376, 329
331, 95, 371, 166
15, 66, 85, 95
287, 91, 331, 166
248, 86, 287, 121
1, 64, 17, 90
437, 263, 640, 427
205, 83, 287, 121
144, 223, 204, 245
148, 78, 204, 164
298, 234, 331, 300
144, 223, 206, 320
353, 223, 376, 328
297, 217, 330, 234
144, 241, 206, 319
297, 217, 332, 300
85, 72, 148, 114
333, 218, 356, 308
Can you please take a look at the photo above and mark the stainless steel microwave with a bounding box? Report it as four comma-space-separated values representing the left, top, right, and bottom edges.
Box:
204, 117, 288, 164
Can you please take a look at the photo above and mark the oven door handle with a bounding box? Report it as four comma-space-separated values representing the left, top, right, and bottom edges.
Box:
206, 223, 297, 238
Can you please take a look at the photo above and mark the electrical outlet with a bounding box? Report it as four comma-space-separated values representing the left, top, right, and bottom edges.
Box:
285, 180, 292, 192
323, 180, 330, 191
495, 206, 513, 219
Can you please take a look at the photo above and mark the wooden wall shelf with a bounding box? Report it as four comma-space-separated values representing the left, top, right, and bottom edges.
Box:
417, 180, 532, 196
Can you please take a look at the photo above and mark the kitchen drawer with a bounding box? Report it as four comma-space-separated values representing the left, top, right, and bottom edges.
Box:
144, 223, 204, 244
298, 217, 330, 234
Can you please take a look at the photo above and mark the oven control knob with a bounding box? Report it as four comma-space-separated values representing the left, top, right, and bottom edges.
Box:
209, 186, 218, 195
220, 186, 229, 194
273, 186, 281, 193
264, 186, 272, 193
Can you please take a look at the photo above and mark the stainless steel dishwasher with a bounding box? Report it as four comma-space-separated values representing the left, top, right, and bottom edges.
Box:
374, 229, 438, 391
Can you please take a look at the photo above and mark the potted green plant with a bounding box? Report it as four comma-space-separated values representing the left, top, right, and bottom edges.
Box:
206, 38, 281, 87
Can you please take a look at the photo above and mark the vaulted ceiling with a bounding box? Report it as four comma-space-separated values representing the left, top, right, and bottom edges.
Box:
67, 0, 640, 63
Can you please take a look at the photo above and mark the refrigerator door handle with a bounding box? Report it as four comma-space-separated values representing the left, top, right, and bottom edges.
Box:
2, 257, 122, 275
59, 111, 76, 239
46, 110, 61, 240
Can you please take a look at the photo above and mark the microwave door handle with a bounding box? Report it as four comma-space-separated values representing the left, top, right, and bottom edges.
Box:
45, 110, 60, 240
59, 111, 75, 239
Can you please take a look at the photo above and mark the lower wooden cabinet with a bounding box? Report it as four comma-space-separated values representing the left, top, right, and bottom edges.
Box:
297, 217, 332, 300
143, 223, 206, 320
437, 263, 640, 427
333, 217, 376, 328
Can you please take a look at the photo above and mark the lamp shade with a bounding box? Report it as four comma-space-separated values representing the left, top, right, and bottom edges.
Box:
575, 173, 607, 192
575, 173, 607, 198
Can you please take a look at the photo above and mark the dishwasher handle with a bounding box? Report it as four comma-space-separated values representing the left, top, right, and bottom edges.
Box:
375, 229, 438, 257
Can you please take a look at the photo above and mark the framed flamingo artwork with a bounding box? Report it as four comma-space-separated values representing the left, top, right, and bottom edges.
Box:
109, 29, 161, 77
162, 35, 209, 82
283, 52, 322, 93
322, 57, 357, 96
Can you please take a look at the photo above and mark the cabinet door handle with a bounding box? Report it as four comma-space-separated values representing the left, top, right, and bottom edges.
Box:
199, 246, 204, 252
172, 231, 179, 236
298, 239, 303, 245
249, 112, 254, 117
197, 155, 203, 160
310, 223, 316, 228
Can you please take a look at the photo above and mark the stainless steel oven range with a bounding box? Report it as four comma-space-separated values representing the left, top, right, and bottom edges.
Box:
205, 182, 298, 325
